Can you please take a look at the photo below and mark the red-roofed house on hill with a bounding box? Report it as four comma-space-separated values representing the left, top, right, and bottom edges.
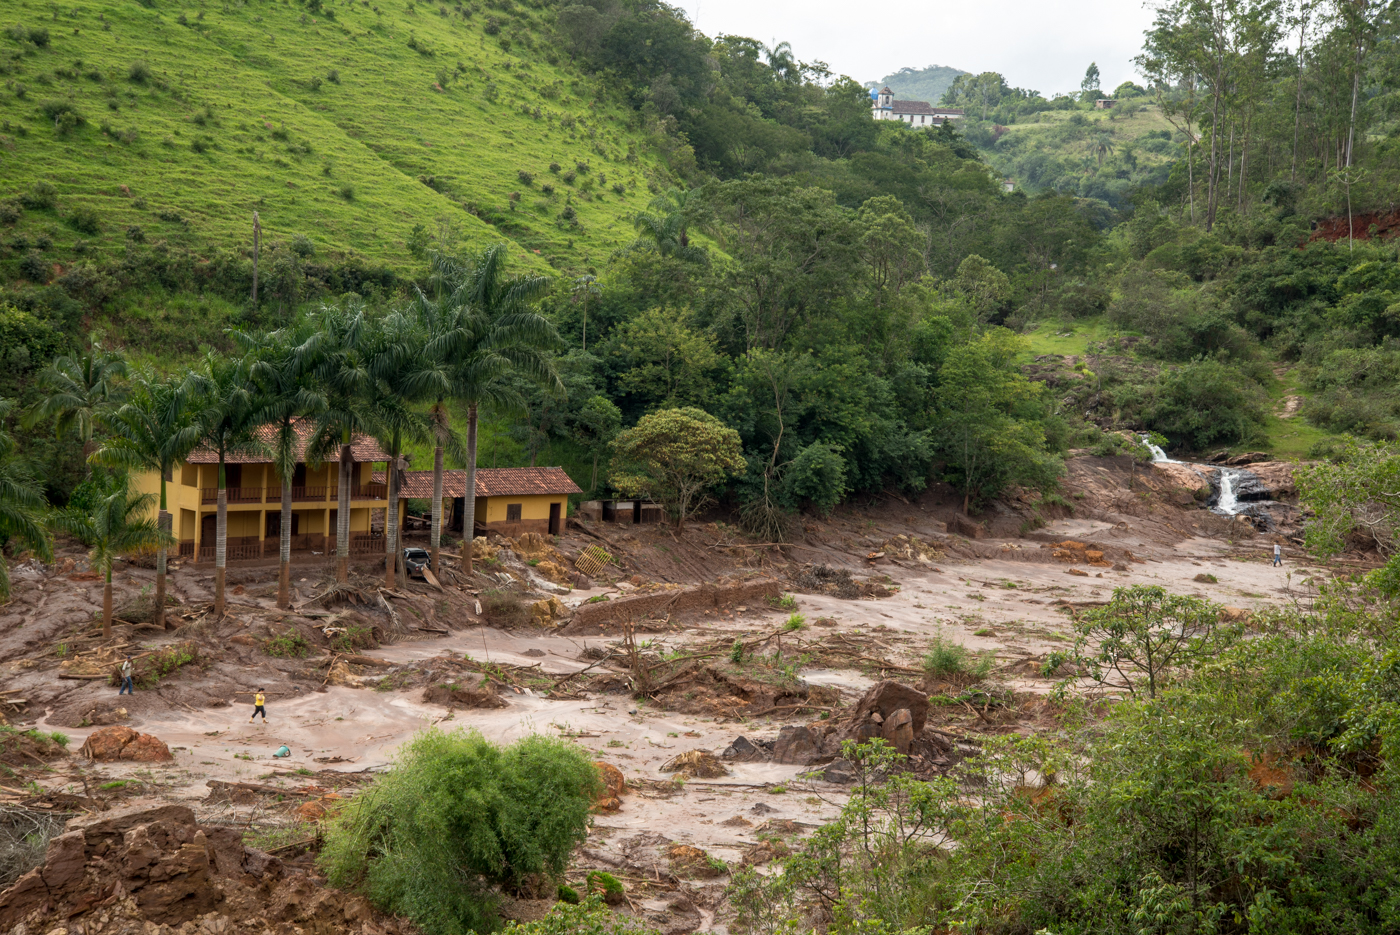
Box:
396, 467, 582, 537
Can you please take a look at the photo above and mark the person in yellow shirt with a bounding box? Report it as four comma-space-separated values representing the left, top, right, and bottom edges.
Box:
249, 688, 267, 724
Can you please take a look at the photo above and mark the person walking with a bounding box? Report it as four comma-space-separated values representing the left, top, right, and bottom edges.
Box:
118, 655, 135, 695
1273, 542, 1283, 567
249, 688, 268, 724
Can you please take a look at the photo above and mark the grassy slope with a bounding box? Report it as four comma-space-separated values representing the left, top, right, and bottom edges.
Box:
988, 104, 1177, 188
0, 0, 671, 276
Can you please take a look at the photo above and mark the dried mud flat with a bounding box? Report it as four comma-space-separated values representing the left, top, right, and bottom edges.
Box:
0, 455, 1341, 935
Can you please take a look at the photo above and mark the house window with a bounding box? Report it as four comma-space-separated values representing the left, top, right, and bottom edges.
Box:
506, 503, 522, 523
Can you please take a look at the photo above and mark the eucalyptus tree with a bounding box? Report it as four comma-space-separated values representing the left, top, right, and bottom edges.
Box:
24, 334, 129, 468
428, 244, 561, 573
189, 351, 266, 617
51, 475, 170, 638
90, 369, 203, 629
0, 399, 52, 600
243, 323, 327, 610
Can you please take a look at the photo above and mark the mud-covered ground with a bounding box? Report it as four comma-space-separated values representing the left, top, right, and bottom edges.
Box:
0, 454, 1341, 935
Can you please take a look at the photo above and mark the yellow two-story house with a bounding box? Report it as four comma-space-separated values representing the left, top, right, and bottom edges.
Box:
133, 423, 403, 563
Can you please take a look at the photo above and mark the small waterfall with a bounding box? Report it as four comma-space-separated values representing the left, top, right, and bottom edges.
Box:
1142, 437, 1172, 463
1214, 468, 1243, 516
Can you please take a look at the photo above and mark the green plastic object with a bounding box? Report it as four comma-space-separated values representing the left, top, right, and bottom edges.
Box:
274, 745, 291, 758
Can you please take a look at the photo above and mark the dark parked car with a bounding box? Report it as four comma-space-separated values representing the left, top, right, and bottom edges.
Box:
403, 547, 430, 578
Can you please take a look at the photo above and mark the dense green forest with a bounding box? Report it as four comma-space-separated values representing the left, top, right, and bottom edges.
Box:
3, 0, 1400, 521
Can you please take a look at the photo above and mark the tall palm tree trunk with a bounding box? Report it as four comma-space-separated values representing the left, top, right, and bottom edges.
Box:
336, 438, 352, 582
155, 477, 169, 629
277, 474, 293, 609
462, 403, 479, 574
103, 569, 113, 639
385, 444, 400, 589
215, 456, 228, 617
430, 442, 443, 577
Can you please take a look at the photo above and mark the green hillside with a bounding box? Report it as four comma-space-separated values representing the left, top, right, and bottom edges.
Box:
866, 64, 966, 105
0, 0, 675, 284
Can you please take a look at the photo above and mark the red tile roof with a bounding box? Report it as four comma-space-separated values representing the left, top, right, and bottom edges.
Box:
890, 101, 964, 117
388, 468, 581, 499
184, 420, 390, 464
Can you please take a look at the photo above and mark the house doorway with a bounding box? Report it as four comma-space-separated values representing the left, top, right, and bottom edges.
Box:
548, 502, 561, 535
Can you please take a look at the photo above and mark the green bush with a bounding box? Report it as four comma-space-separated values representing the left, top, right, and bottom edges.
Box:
264, 631, 312, 658
780, 442, 847, 516
320, 728, 601, 935
19, 181, 56, 210
1143, 358, 1267, 450
128, 60, 151, 82
505, 895, 656, 935
66, 206, 100, 234
922, 635, 992, 681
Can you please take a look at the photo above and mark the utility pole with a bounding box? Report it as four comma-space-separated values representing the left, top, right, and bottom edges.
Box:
251, 211, 261, 307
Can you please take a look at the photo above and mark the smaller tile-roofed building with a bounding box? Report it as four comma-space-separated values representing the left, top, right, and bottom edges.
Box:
394, 467, 582, 537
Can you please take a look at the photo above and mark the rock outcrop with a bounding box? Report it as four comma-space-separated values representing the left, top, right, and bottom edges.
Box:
80, 726, 174, 763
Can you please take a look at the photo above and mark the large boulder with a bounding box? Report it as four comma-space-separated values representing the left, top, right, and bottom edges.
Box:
1232, 462, 1298, 502
849, 681, 929, 736
80, 726, 173, 763
771, 725, 826, 765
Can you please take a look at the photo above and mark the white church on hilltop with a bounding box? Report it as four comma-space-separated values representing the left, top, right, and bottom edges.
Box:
870, 86, 964, 126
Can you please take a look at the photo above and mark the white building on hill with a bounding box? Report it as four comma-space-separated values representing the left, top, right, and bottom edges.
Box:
870, 86, 964, 126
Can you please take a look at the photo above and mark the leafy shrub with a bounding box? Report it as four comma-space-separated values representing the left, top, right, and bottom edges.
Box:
923, 634, 991, 681
612, 183, 626, 195
560, 205, 576, 221
554, 884, 580, 905
0, 202, 20, 225
561, 169, 576, 184
506, 895, 655, 935
320, 728, 601, 935
128, 60, 151, 82
517, 169, 533, 186
483, 14, 500, 33
18, 251, 47, 282
190, 136, 210, 153
66, 206, 100, 234
327, 68, 341, 83
1073, 585, 1235, 699
264, 631, 312, 658
1144, 358, 1267, 450
329, 624, 377, 653
338, 184, 355, 201
548, 161, 560, 173
291, 233, 316, 257
541, 183, 554, 195
126, 225, 145, 242
780, 442, 846, 516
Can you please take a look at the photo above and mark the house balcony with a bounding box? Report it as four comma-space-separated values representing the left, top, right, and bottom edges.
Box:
183, 532, 386, 563
195, 484, 388, 505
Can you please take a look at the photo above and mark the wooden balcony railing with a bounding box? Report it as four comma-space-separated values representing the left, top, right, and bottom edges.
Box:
200, 487, 265, 504
196, 485, 388, 504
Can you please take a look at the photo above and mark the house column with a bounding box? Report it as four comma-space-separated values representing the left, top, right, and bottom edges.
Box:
259, 508, 268, 557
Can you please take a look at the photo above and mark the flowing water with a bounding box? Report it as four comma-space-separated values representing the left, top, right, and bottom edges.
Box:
1141, 436, 1244, 516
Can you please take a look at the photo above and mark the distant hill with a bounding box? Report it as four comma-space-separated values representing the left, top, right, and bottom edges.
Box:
865, 65, 968, 105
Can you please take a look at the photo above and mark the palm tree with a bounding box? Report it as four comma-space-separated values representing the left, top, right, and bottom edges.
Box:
189, 352, 265, 617
51, 475, 170, 638
404, 280, 470, 578
430, 244, 561, 572
90, 369, 203, 629
0, 400, 52, 600
629, 189, 708, 264
23, 334, 128, 467
243, 323, 327, 610
309, 300, 379, 584
367, 310, 432, 589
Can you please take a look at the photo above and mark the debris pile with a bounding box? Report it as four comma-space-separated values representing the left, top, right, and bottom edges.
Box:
80, 726, 174, 763
0, 804, 411, 934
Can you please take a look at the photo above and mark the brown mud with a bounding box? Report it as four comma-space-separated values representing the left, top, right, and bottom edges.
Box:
0, 454, 1339, 934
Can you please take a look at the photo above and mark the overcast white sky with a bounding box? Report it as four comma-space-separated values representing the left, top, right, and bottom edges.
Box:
688, 0, 1158, 96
